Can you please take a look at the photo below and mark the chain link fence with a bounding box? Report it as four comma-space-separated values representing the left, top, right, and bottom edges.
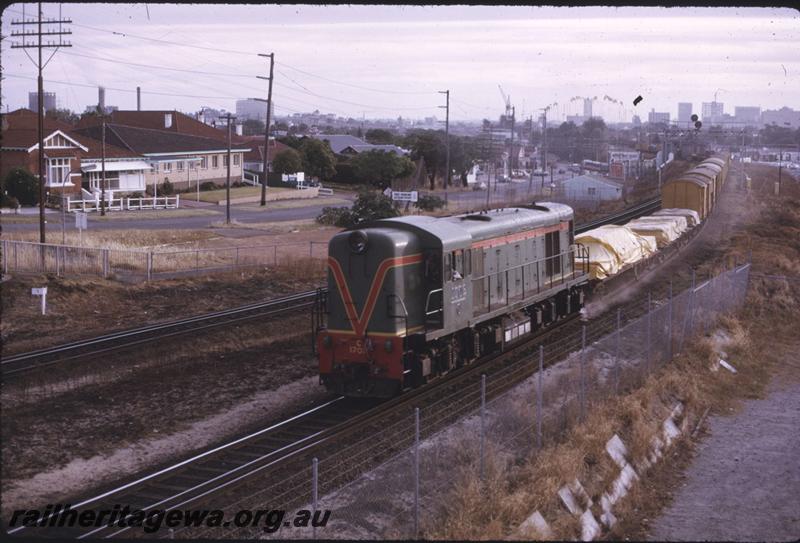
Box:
0, 239, 328, 282
170, 263, 750, 540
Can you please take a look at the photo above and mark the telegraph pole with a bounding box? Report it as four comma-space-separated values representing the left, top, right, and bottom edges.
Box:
219, 113, 237, 224
10, 1, 72, 243
439, 90, 450, 189
100, 120, 107, 216
257, 52, 274, 206
509, 106, 516, 176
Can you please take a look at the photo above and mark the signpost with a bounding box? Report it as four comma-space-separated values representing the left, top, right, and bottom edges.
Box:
75, 211, 87, 245
32, 286, 47, 315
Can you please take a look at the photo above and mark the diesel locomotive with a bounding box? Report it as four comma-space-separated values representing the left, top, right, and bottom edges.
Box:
316, 203, 590, 397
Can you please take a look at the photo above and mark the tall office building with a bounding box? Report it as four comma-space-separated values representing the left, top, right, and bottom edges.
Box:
29, 91, 56, 112
702, 101, 724, 123
678, 102, 693, 125
583, 98, 592, 118
648, 109, 670, 124
236, 99, 270, 121
734, 106, 761, 126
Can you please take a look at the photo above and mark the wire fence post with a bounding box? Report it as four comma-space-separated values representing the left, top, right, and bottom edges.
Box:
480, 374, 486, 481
580, 324, 586, 421
146, 251, 153, 281
235, 246, 240, 268
413, 407, 420, 539
614, 308, 621, 394
537, 345, 543, 450
2, 240, 8, 275
274, 245, 278, 266
312, 457, 318, 540
309, 240, 313, 258
102, 248, 109, 278
667, 281, 673, 361
646, 292, 652, 375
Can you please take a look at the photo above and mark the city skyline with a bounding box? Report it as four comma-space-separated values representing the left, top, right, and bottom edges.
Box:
3, 4, 798, 122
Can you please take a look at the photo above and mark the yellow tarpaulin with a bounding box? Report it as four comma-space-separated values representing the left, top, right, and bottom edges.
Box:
652, 208, 701, 227
576, 225, 658, 280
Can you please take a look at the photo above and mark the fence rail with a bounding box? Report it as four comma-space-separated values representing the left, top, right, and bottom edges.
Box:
65, 195, 180, 212
1, 239, 327, 281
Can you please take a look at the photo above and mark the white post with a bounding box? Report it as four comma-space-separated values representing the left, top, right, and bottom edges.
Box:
175, 194, 180, 208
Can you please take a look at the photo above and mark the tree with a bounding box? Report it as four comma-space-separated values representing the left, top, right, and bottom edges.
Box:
2, 168, 39, 206
350, 150, 414, 188
242, 119, 265, 136
299, 138, 337, 181
317, 187, 399, 228
365, 128, 396, 145
272, 148, 303, 175
45, 108, 79, 125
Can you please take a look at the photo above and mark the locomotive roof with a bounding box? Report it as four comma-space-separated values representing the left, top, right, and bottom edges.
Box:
372, 202, 573, 251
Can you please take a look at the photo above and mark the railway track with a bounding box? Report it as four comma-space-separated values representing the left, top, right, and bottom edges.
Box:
0, 290, 318, 377
6, 305, 634, 539
3, 197, 661, 378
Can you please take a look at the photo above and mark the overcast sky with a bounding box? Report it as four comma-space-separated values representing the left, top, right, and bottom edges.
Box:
2, 4, 798, 122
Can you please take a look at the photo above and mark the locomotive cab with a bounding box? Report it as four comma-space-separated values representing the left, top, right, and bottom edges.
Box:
317, 227, 428, 397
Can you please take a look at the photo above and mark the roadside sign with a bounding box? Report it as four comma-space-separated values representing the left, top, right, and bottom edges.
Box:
391, 190, 418, 203
75, 211, 88, 230
383, 187, 393, 197
31, 287, 47, 315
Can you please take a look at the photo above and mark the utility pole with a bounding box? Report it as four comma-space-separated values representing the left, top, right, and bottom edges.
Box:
101, 120, 107, 216
10, 1, 72, 243
257, 52, 274, 206
219, 113, 237, 224
509, 106, 516, 176
439, 90, 450, 189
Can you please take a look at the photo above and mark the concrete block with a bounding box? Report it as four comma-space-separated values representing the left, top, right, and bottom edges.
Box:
663, 417, 681, 446
519, 510, 553, 539
599, 493, 618, 528
605, 434, 629, 468
558, 485, 582, 516
569, 479, 594, 509
580, 509, 602, 541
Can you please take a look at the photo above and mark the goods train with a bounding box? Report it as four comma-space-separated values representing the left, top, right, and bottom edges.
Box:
316, 204, 590, 397
317, 154, 730, 398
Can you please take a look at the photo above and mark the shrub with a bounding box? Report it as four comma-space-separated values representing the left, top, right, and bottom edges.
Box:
2, 168, 39, 206
316, 188, 399, 228
316, 206, 355, 228
160, 178, 174, 195
200, 181, 217, 191
1, 194, 20, 209
414, 194, 446, 211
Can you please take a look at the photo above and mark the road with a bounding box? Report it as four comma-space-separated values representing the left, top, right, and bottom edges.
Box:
0, 196, 355, 234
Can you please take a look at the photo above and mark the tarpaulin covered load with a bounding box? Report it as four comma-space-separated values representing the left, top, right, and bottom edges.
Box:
634, 214, 689, 236
575, 225, 657, 280
652, 208, 701, 227
626, 217, 683, 248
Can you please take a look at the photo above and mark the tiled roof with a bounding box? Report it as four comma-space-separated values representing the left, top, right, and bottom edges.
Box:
311, 134, 366, 154
75, 110, 229, 141
74, 124, 250, 155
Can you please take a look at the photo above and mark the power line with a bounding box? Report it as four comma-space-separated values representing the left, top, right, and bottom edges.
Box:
275, 62, 434, 96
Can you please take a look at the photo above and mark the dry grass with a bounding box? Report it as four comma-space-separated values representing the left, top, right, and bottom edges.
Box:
1, 228, 218, 249
426, 165, 800, 541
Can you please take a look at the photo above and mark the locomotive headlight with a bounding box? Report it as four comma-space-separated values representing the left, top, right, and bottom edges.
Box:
322, 335, 332, 348
348, 230, 368, 254
384, 339, 394, 352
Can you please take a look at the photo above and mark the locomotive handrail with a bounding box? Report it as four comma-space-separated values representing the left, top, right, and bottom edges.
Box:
387, 294, 411, 338
424, 289, 444, 330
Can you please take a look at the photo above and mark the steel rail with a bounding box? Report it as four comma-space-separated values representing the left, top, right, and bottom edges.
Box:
2, 197, 661, 378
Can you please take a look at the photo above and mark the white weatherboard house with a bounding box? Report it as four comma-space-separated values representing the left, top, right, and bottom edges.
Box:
561, 174, 624, 201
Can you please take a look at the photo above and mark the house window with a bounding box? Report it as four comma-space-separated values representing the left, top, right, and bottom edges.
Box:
233, 154, 240, 166
587, 187, 597, 195
47, 158, 71, 185
164, 162, 172, 173
200, 156, 208, 169
177, 161, 184, 171
223, 155, 229, 167
212, 155, 219, 168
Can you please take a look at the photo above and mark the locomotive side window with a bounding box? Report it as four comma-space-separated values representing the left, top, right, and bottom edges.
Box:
444, 253, 452, 282
451, 250, 465, 281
